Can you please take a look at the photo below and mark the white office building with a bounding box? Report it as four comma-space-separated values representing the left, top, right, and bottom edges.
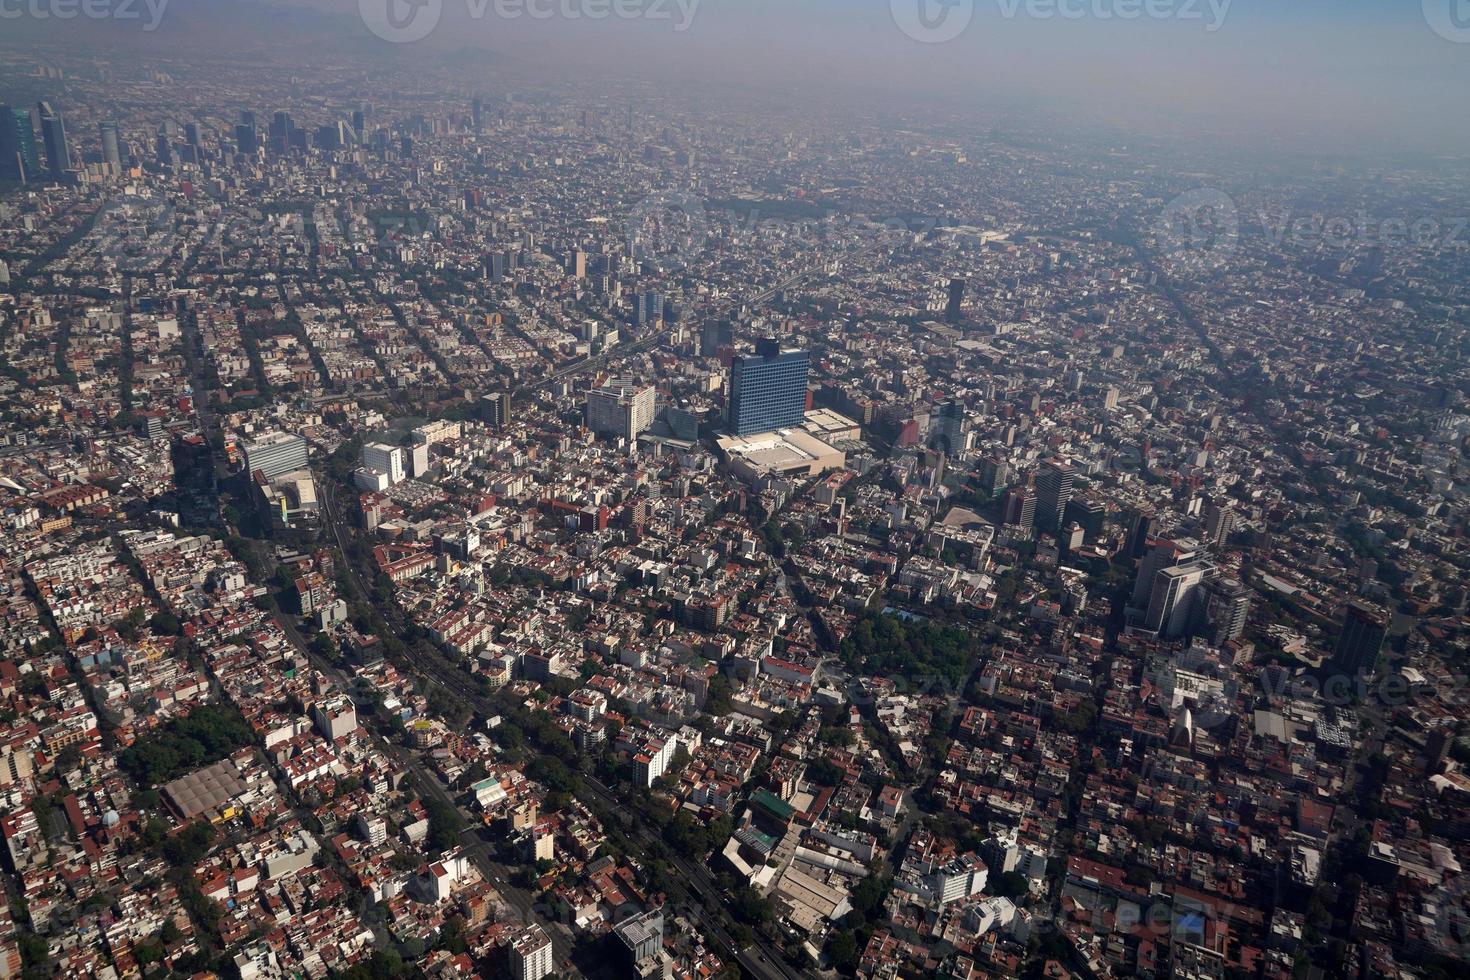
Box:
1144, 558, 1218, 639
586, 379, 656, 440
243, 432, 309, 482
361, 442, 406, 486
508, 925, 553, 980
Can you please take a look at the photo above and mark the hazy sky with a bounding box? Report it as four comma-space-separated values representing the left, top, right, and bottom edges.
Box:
8, 0, 1470, 157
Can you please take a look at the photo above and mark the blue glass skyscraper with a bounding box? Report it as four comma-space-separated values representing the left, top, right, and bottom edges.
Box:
37, 101, 71, 182
0, 105, 40, 182
727, 338, 810, 436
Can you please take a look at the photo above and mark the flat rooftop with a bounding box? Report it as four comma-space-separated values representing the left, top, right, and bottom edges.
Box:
715, 428, 843, 474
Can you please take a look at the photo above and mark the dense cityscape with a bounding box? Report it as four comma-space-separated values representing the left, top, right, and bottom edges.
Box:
0, 12, 1469, 980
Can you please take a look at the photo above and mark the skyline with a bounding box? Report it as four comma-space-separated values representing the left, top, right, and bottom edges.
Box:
0, 7, 1468, 980
1, 0, 1469, 157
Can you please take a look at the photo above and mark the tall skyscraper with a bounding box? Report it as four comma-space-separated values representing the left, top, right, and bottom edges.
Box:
586, 379, 656, 440
36, 101, 71, 182
945, 276, 967, 324
0, 105, 38, 182
1035, 459, 1075, 533
1132, 537, 1203, 608
1204, 501, 1238, 548
1126, 508, 1156, 560
1205, 577, 1251, 646
1333, 602, 1388, 677
727, 338, 810, 437
480, 392, 511, 429
485, 251, 510, 281
270, 111, 294, 154
471, 97, 484, 133
634, 290, 663, 327
99, 122, 122, 169
1143, 557, 1217, 639
932, 399, 969, 454
235, 125, 258, 155
154, 128, 176, 168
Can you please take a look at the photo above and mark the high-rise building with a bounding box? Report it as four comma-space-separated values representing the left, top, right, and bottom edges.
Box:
586, 379, 656, 440
977, 455, 1009, 498
1063, 497, 1107, 539
1143, 558, 1217, 638
154, 129, 176, 168
727, 338, 810, 437
1205, 577, 1251, 646
99, 122, 122, 169
485, 251, 509, 281
944, 277, 967, 324
0, 105, 38, 182
1132, 537, 1203, 608
1001, 487, 1036, 530
36, 101, 71, 182
235, 124, 258, 156
480, 392, 511, 429
1204, 501, 1238, 548
508, 925, 553, 980
1333, 602, 1388, 677
242, 432, 309, 482
471, 97, 484, 133
1125, 508, 1156, 560
613, 907, 665, 967
1035, 459, 1075, 533
701, 318, 734, 356
361, 443, 406, 486
633, 290, 663, 327
932, 399, 969, 454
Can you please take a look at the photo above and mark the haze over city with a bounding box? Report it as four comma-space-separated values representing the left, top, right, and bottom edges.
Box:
0, 3, 1468, 980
